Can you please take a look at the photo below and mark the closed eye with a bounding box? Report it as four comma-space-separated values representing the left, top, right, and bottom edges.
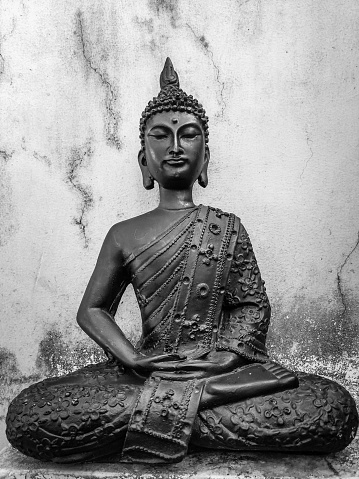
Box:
149, 134, 168, 140
182, 134, 199, 140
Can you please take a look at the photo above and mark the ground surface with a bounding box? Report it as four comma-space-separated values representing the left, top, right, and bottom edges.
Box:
0, 438, 358, 479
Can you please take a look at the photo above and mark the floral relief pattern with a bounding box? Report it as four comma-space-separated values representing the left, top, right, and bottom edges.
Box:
192, 372, 358, 453
219, 223, 271, 361
6, 362, 140, 461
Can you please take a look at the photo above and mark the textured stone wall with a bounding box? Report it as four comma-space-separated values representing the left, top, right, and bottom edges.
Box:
1, 0, 359, 448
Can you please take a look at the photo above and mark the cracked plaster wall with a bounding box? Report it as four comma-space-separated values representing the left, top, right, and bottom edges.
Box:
0, 0, 359, 448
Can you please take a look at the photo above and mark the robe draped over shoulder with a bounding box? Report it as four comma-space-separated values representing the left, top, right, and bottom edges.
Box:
127, 205, 270, 363
120, 205, 291, 462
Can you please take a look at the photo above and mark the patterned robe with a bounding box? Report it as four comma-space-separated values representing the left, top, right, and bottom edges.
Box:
6, 206, 358, 463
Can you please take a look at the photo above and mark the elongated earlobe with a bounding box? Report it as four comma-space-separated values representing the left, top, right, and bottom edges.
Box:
138, 150, 155, 190
198, 171, 208, 188
143, 174, 154, 190
198, 148, 210, 188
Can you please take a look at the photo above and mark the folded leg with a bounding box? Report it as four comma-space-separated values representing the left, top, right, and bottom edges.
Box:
6, 361, 144, 462
7, 365, 358, 461
192, 372, 358, 453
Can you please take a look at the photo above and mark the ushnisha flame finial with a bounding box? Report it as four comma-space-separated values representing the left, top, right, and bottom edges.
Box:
160, 57, 180, 90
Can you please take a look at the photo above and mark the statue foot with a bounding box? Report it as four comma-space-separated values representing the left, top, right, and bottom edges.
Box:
200, 361, 298, 409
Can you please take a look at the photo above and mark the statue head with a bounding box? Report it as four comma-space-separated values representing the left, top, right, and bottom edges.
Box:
138, 58, 209, 191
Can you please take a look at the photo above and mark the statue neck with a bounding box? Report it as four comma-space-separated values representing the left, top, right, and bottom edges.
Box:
158, 186, 195, 210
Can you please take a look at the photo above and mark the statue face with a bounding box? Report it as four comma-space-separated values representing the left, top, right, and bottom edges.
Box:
143, 111, 207, 190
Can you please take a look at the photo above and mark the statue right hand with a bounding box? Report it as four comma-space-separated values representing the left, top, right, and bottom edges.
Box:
130, 353, 186, 375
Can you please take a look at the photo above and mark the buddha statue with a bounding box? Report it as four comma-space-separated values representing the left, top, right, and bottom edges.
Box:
6, 58, 358, 464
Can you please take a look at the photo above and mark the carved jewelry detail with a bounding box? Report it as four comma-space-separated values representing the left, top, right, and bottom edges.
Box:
210, 207, 230, 219
196, 283, 210, 299
209, 223, 221, 235
183, 314, 210, 341
199, 243, 218, 266
202, 213, 235, 347
171, 207, 210, 353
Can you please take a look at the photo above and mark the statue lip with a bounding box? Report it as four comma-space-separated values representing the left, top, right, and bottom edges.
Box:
165, 157, 187, 165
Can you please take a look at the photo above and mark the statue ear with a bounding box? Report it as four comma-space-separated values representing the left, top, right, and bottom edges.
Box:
198, 147, 210, 188
138, 150, 154, 190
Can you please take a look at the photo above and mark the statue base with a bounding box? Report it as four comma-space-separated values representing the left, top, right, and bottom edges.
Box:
0, 441, 358, 479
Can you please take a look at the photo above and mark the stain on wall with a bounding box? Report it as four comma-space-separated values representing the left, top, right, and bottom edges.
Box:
133, 16, 154, 35
0, 150, 18, 247
36, 327, 106, 377
268, 296, 359, 360
0, 348, 19, 380
148, 0, 179, 28
337, 231, 359, 321
186, 25, 226, 117
33, 151, 51, 168
0, 53, 4, 75
75, 10, 121, 151
0, 348, 40, 422
66, 140, 94, 248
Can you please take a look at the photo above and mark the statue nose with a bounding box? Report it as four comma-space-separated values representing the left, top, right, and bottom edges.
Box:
170, 136, 183, 154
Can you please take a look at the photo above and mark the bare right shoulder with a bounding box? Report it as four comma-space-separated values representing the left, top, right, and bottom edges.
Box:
104, 209, 160, 260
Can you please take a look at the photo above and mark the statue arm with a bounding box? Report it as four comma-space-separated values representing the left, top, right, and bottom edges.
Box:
77, 226, 184, 372
216, 221, 271, 362
76, 225, 139, 367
